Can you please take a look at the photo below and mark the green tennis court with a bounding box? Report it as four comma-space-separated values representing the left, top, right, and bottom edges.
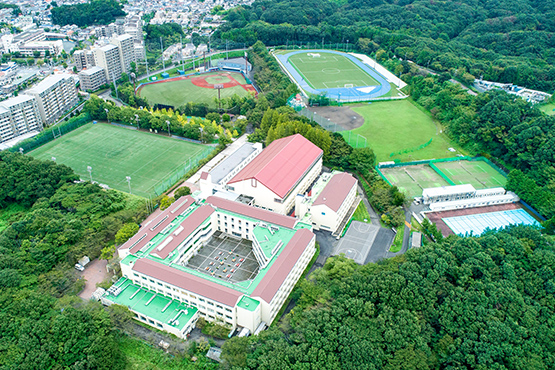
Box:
433, 160, 506, 189
288, 52, 379, 89
30, 123, 209, 198
380, 165, 449, 198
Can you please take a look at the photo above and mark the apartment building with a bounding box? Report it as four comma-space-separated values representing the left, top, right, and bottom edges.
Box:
78, 66, 107, 92
26, 74, 78, 126
74, 50, 96, 71
93, 44, 123, 81
111, 34, 135, 73
0, 95, 42, 144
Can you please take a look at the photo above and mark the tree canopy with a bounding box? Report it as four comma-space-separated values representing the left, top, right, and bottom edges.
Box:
223, 226, 555, 369
51, 0, 125, 27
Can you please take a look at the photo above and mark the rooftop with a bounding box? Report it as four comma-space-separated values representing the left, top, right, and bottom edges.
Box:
120, 196, 313, 304
26, 74, 72, 94
312, 172, 357, 212
228, 134, 323, 198
423, 184, 476, 198
105, 278, 198, 332
79, 66, 104, 76
209, 142, 259, 185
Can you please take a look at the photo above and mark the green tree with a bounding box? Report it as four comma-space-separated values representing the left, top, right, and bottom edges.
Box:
115, 222, 139, 245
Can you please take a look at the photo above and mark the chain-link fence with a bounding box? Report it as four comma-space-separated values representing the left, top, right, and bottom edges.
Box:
11, 113, 91, 153
153, 146, 214, 195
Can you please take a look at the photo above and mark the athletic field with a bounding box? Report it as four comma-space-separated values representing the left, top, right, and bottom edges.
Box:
380, 165, 450, 198
344, 100, 461, 162
138, 71, 254, 108
433, 160, 506, 189
539, 103, 555, 116
30, 123, 208, 198
288, 52, 379, 89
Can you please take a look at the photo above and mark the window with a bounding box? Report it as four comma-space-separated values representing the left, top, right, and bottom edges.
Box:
157, 282, 163, 286
226, 315, 232, 320
274, 198, 283, 203
207, 301, 214, 306
199, 298, 205, 302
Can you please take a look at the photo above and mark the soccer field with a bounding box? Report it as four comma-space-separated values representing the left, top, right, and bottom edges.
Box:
288, 52, 379, 89
344, 100, 462, 162
30, 123, 209, 198
138, 71, 251, 108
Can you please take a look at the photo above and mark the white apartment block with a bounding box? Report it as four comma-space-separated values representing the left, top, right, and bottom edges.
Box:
0, 95, 42, 144
78, 66, 107, 92
111, 34, 135, 73
26, 74, 78, 126
74, 50, 96, 71
93, 44, 123, 81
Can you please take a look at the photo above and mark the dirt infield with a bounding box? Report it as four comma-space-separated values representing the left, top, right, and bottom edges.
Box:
136, 71, 257, 96
307, 105, 364, 130
426, 203, 522, 237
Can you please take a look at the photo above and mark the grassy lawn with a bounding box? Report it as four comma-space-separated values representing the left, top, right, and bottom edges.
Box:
539, 102, 555, 116
117, 335, 216, 370
30, 123, 210, 198
0, 203, 27, 233
138, 72, 250, 108
344, 99, 463, 162
389, 225, 405, 253
288, 51, 379, 89
351, 200, 371, 223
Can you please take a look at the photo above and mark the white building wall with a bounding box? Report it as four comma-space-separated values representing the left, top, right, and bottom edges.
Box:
228, 157, 322, 215
311, 182, 357, 233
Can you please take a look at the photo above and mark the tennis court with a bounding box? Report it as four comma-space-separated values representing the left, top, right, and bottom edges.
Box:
443, 209, 539, 236
433, 160, 506, 189
288, 52, 379, 89
30, 123, 209, 198
380, 165, 449, 198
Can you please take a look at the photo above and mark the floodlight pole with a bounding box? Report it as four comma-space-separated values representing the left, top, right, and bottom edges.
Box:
51, 156, 56, 162
111, 71, 119, 101
180, 35, 184, 71
105, 108, 110, 123
19, 147, 23, 154
134, 114, 139, 127
126, 176, 131, 194
87, 166, 92, 183
166, 120, 171, 136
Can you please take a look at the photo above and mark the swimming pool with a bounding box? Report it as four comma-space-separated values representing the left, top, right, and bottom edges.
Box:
442, 209, 539, 236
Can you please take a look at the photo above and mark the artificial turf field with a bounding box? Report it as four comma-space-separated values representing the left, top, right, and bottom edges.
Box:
380, 165, 449, 198
343, 100, 461, 162
539, 103, 555, 116
30, 123, 207, 198
138, 71, 250, 108
287, 52, 379, 89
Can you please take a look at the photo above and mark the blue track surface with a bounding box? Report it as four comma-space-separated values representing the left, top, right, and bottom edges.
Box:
276, 50, 391, 100
443, 209, 539, 236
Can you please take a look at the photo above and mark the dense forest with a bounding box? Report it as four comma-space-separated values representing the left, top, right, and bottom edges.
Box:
51, 0, 125, 27
216, 0, 555, 92
222, 226, 555, 369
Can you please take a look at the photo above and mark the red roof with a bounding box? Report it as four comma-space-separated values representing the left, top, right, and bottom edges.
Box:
206, 196, 297, 229
228, 134, 322, 198
252, 228, 315, 303
132, 258, 243, 307
150, 205, 214, 259
200, 171, 209, 180
312, 173, 357, 212
122, 196, 196, 254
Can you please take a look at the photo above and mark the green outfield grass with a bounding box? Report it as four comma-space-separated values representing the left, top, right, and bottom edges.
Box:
345, 100, 462, 162
30, 123, 208, 198
434, 160, 506, 189
138, 71, 250, 108
539, 102, 555, 116
288, 51, 379, 89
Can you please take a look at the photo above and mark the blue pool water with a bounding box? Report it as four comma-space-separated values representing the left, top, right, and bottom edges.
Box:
443, 209, 539, 236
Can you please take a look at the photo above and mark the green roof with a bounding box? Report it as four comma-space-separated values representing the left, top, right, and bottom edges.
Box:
105, 278, 197, 332
129, 199, 312, 297
236, 296, 260, 312
253, 225, 288, 259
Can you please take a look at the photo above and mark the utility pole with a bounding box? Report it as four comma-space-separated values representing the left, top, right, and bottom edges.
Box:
180, 35, 184, 71
111, 71, 119, 101
226, 39, 229, 59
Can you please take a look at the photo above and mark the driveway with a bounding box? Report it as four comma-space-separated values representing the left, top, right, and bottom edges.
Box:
78, 258, 109, 300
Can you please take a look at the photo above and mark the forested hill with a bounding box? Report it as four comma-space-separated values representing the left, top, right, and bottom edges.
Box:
217, 0, 555, 92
